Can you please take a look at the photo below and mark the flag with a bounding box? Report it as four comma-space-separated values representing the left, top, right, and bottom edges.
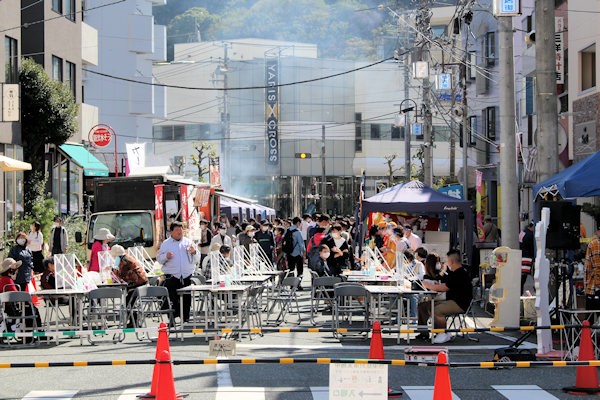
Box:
126, 143, 146, 175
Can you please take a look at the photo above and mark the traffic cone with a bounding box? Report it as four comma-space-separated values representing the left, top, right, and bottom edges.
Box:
139, 322, 170, 399
563, 320, 600, 394
155, 349, 185, 400
368, 321, 402, 398
433, 351, 452, 400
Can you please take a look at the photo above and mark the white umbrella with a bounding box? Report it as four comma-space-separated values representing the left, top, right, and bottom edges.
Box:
0, 155, 32, 172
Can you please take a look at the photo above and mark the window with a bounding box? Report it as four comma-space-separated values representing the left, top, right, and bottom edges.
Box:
52, 55, 63, 82
581, 44, 596, 91
370, 124, 380, 140
431, 25, 447, 38
467, 51, 477, 80
391, 125, 402, 140
525, 76, 535, 115
65, 0, 76, 21
65, 61, 76, 99
52, 0, 62, 14
468, 116, 477, 146
4, 36, 18, 83
484, 32, 496, 66
483, 107, 496, 140
354, 113, 362, 152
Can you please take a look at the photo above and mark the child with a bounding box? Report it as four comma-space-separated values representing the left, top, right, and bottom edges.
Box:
40, 257, 56, 290
313, 244, 332, 277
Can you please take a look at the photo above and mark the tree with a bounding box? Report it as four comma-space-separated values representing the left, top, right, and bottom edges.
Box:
383, 154, 401, 188
167, 7, 220, 59
189, 142, 216, 183
19, 58, 78, 213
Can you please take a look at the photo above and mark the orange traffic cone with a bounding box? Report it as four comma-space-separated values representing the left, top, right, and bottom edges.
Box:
433, 351, 452, 400
563, 320, 600, 394
139, 322, 170, 399
155, 349, 185, 400
369, 321, 402, 398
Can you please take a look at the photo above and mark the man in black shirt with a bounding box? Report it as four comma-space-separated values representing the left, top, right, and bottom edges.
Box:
418, 249, 472, 344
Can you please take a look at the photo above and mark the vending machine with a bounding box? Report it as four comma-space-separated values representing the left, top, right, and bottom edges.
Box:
488, 246, 522, 328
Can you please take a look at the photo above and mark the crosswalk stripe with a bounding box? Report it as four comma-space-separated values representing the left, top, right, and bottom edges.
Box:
216, 387, 265, 400
310, 386, 328, 400
116, 388, 149, 400
492, 385, 560, 400
401, 386, 460, 400
22, 391, 78, 400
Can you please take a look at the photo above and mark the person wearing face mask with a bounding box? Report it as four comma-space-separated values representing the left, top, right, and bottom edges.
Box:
27, 221, 44, 274
320, 224, 349, 276
313, 244, 332, 277
255, 220, 275, 261
110, 245, 148, 327
237, 224, 257, 253
49, 216, 68, 255
197, 219, 213, 266
210, 223, 233, 249
157, 221, 200, 323
8, 232, 34, 292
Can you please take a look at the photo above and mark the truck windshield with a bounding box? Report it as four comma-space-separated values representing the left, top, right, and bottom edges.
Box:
89, 212, 154, 248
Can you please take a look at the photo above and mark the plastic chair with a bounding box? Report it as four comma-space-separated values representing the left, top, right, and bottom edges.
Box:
86, 287, 126, 344
332, 283, 370, 338
130, 285, 175, 340
310, 276, 342, 325
0, 291, 40, 347
265, 276, 301, 325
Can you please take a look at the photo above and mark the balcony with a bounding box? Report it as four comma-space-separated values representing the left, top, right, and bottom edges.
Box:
81, 23, 98, 66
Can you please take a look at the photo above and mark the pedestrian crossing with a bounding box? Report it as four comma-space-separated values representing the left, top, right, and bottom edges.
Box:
19, 385, 560, 399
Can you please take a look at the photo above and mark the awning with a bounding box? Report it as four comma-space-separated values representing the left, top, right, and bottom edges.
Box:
0, 155, 31, 172
59, 144, 109, 177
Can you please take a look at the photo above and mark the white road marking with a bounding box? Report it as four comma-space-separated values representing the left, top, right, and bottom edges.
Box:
310, 386, 329, 400
215, 387, 265, 399
492, 385, 559, 400
116, 388, 149, 400
401, 386, 461, 400
22, 391, 78, 400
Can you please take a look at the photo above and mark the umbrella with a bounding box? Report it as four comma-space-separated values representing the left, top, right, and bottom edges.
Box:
0, 155, 32, 172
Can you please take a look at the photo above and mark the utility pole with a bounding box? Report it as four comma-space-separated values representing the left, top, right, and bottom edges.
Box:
404, 53, 411, 182
535, 0, 559, 183
221, 43, 231, 190
321, 124, 326, 213
498, 16, 519, 249
461, 59, 469, 200
416, 0, 433, 186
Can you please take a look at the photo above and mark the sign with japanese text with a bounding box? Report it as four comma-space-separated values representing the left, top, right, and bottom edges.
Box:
329, 363, 387, 400
493, 0, 520, 16
265, 57, 279, 166
555, 17, 564, 84
88, 124, 114, 148
209, 157, 221, 187
2, 84, 19, 122
437, 73, 452, 90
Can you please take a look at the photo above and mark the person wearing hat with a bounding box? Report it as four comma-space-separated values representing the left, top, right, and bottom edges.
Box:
49, 216, 68, 255
110, 245, 148, 327
0, 258, 22, 293
157, 221, 200, 323
89, 228, 115, 273
403, 224, 422, 251
584, 220, 600, 311
255, 220, 275, 261
198, 219, 213, 266
237, 223, 257, 253
210, 222, 233, 249
8, 231, 34, 292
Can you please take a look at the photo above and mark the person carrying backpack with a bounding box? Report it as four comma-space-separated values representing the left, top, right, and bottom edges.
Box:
284, 217, 306, 289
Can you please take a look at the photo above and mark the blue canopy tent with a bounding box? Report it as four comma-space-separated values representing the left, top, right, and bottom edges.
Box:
360, 180, 474, 266
533, 150, 600, 200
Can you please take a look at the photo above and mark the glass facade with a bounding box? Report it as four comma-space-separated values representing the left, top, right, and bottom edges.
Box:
4, 36, 18, 84
52, 154, 81, 215
4, 146, 24, 234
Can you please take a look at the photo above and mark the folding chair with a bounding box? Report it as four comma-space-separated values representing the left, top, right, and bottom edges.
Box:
241, 285, 265, 339
130, 285, 175, 340
0, 291, 40, 347
332, 283, 370, 339
310, 276, 342, 325
86, 287, 126, 344
447, 298, 479, 342
265, 276, 301, 325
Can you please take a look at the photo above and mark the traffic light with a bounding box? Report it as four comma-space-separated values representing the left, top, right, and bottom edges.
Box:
295, 152, 311, 159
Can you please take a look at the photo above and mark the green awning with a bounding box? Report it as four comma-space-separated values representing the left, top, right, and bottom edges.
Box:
59, 144, 109, 177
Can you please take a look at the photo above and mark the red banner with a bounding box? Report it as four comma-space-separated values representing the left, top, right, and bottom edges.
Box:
180, 185, 189, 224
154, 184, 164, 221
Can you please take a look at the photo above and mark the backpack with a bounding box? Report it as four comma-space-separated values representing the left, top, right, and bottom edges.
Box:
282, 229, 294, 254
307, 236, 322, 271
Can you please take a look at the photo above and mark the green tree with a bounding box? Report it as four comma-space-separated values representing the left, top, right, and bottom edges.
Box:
167, 7, 219, 59
19, 58, 78, 213
189, 142, 216, 183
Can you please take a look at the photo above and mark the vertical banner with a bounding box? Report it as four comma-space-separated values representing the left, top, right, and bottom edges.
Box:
2, 84, 19, 122
265, 57, 279, 165
209, 157, 221, 187
154, 184, 164, 242
555, 17, 564, 84
180, 184, 189, 225
125, 142, 146, 176
476, 171, 485, 240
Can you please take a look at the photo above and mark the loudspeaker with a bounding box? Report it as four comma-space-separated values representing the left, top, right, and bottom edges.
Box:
540, 201, 581, 250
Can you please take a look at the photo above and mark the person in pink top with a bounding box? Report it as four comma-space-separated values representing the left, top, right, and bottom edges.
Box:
88, 228, 115, 272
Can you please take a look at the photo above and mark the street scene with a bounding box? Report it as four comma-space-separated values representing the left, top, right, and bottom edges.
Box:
1, 0, 600, 399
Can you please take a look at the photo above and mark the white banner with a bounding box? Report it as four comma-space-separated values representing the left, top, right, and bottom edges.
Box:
126, 142, 146, 175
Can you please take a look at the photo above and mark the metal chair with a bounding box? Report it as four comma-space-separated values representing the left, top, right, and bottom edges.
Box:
447, 299, 479, 342
129, 285, 175, 340
86, 287, 126, 344
0, 291, 40, 347
310, 276, 342, 325
191, 275, 206, 285
332, 283, 370, 339
241, 285, 266, 339
265, 276, 301, 325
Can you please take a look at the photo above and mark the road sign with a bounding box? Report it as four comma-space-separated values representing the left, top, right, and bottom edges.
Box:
88, 124, 114, 148
412, 123, 422, 137
329, 363, 387, 400
437, 73, 452, 90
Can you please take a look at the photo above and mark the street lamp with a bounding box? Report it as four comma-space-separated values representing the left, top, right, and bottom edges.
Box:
394, 99, 418, 182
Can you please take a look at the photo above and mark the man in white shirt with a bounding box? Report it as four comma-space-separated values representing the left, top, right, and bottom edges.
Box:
403, 224, 423, 251
300, 214, 314, 244
157, 221, 200, 323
